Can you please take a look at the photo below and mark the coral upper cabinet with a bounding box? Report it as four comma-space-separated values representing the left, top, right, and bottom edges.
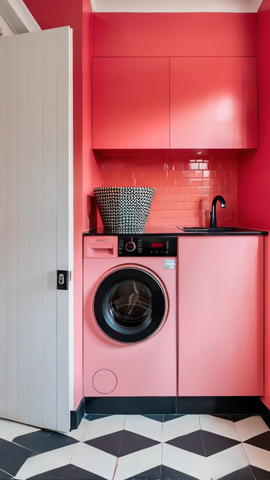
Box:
170, 57, 257, 149
92, 56, 257, 150
93, 57, 170, 149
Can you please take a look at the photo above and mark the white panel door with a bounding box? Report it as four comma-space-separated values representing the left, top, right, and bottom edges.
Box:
0, 26, 73, 432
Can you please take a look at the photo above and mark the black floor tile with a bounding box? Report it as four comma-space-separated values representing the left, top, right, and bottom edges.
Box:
13, 430, 78, 455
83, 414, 93, 421
161, 465, 199, 479
84, 414, 112, 422
125, 465, 199, 480
85, 429, 160, 458
166, 430, 205, 456
219, 466, 255, 480
118, 430, 160, 457
125, 465, 162, 479
261, 415, 270, 430
250, 465, 270, 480
27, 464, 107, 479
211, 414, 232, 422
230, 415, 255, 422
0, 469, 14, 479
201, 430, 240, 457
163, 415, 185, 423
139, 414, 186, 423
141, 414, 164, 423
245, 431, 270, 452
84, 429, 123, 456
0, 438, 32, 477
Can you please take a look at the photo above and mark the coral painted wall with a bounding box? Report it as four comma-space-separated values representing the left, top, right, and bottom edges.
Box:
238, 3, 270, 409
22, 5, 261, 407
24, 0, 100, 410
93, 12, 257, 57
82, 8, 101, 229
94, 12, 257, 228
99, 155, 237, 228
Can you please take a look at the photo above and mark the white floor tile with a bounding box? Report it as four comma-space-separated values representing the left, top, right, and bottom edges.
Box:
162, 415, 200, 442
243, 443, 270, 472
124, 415, 163, 442
14, 443, 78, 480
162, 443, 209, 480
3, 414, 270, 480
114, 444, 162, 480
233, 416, 269, 442
71, 442, 117, 480
0, 420, 40, 442
82, 415, 126, 442
162, 443, 249, 480
0, 418, 12, 436
207, 444, 249, 479
199, 415, 240, 441
63, 418, 89, 442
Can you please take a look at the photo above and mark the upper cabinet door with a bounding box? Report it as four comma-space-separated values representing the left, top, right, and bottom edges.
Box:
170, 57, 252, 149
93, 57, 170, 149
244, 57, 258, 148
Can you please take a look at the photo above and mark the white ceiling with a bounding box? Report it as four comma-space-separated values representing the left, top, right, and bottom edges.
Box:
0, 0, 264, 37
90, 0, 264, 13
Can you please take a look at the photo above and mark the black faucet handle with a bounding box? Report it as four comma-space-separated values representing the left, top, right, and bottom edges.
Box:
209, 211, 216, 228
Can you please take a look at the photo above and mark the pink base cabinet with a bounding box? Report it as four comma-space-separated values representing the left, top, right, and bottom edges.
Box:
177, 235, 264, 396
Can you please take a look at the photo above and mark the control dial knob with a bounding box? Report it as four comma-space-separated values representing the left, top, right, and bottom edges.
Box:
125, 241, 136, 252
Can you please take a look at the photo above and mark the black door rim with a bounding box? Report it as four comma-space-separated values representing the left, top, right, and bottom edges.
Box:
93, 266, 167, 343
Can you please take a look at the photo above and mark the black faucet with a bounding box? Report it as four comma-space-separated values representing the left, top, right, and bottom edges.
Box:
210, 195, 226, 228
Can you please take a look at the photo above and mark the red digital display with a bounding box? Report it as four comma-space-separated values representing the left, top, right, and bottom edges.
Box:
151, 243, 164, 248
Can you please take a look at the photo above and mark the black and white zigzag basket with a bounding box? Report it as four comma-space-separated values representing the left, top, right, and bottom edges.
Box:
94, 187, 156, 233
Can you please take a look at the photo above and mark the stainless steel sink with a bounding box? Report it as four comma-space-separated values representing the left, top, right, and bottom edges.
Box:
182, 227, 238, 233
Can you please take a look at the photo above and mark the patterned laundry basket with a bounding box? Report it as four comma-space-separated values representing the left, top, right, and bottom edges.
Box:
94, 187, 156, 233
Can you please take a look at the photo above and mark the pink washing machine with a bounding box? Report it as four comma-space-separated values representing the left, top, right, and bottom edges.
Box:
83, 230, 177, 398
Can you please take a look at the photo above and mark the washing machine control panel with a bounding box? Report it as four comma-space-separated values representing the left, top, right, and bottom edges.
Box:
118, 236, 177, 256
125, 241, 136, 252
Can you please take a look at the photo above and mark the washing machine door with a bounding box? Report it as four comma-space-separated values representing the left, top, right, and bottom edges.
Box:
93, 266, 168, 343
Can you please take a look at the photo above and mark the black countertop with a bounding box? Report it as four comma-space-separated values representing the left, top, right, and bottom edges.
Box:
84, 226, 268, 236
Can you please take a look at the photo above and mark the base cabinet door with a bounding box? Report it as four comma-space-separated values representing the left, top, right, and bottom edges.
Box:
177, 236, 263, 396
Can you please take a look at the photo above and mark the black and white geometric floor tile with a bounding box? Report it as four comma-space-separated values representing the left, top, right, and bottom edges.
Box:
0, 414, 269, 480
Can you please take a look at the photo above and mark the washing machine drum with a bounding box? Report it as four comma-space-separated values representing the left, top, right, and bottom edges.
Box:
93, 267, 167, 343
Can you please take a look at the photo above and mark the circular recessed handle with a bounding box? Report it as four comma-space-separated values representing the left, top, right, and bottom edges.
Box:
92, 369, 117, 394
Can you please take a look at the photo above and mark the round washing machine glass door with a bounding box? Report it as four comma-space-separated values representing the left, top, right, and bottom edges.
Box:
93, 267, 168, 343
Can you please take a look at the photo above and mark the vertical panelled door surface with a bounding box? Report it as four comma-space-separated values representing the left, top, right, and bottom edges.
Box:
0, 27, 73, 432
93, 57, 170, 149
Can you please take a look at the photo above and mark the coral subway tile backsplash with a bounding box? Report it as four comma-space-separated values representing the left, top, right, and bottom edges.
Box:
99, 155, 237, 228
